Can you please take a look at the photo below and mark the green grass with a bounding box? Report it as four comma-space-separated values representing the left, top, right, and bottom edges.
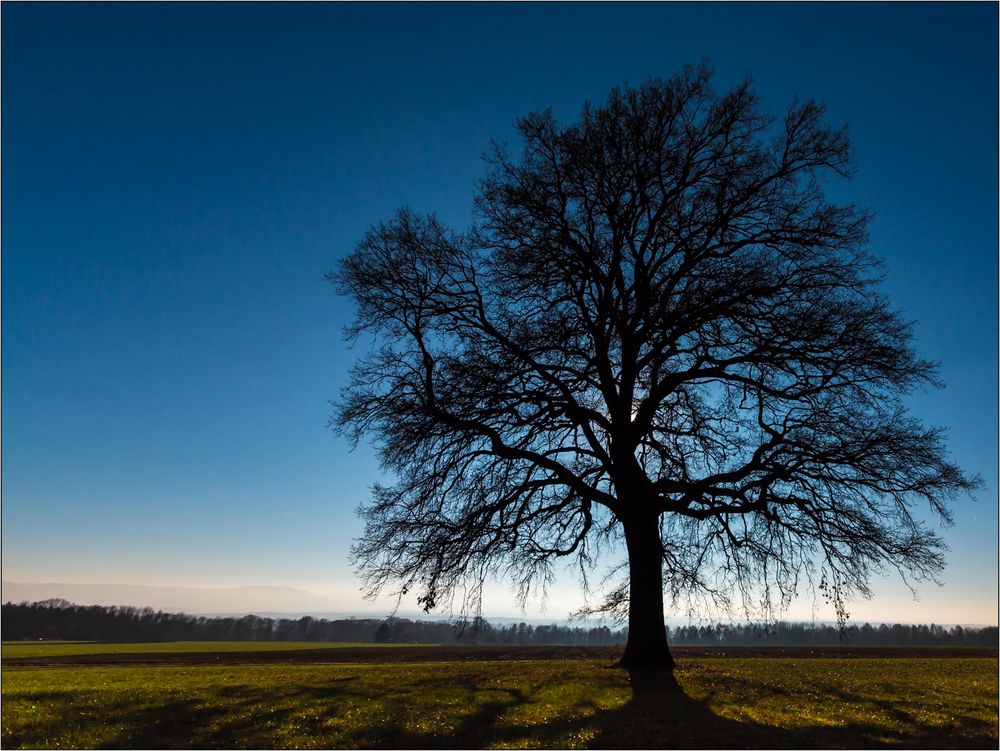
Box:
1, 641, 427, 659
3, 655, 997, 748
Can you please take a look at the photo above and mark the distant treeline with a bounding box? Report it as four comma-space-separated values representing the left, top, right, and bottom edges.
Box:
668, 620, 997, 646
2, 599, 996, 647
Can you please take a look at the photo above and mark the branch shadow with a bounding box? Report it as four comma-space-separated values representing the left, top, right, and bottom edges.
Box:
4, 667, 996, 749
3, 680, 364, 749
596, 668, 996, 749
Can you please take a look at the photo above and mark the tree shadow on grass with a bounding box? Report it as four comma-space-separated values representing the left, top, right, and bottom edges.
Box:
596, 668, 997, 750
3, 694, 229, 749
4, 668, 996, 749
338, 666, 999, 750
3, 680, 363, 750
327, 678, 537, 749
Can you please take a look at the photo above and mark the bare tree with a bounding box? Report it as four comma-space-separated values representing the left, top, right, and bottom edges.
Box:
332, 65, 977, 673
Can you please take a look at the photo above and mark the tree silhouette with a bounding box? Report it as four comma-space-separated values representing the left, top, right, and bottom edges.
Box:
332, 65, 977, 673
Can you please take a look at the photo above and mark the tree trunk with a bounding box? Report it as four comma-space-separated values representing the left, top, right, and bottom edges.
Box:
619, 515, 675, 671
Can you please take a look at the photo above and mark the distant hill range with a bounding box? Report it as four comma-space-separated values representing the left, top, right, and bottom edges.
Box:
0, 581, 593, 625
0, 581, 565, 624
1, 581, 341, 616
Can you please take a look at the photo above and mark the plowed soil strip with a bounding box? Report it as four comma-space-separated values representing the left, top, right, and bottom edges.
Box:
4, 644, 995, 668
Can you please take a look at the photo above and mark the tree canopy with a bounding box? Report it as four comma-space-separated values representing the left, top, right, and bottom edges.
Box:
332, 65, 977, 670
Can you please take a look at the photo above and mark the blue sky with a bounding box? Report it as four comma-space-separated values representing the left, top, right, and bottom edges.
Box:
2, 2, 997, 623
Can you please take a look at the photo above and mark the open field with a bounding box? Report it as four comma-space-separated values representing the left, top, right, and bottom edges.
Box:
3, 646, 997, 749
2, 642, 995, 667
1, 641, 428, 659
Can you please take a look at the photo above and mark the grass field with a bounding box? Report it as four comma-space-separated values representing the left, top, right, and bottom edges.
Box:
1, 641, 427, 659
2, 645, 997, 749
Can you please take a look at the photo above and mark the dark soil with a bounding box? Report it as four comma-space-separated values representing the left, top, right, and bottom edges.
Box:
4, 644, 996, 668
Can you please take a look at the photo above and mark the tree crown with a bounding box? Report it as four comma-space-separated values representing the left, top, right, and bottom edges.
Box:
333, 66, 977, 622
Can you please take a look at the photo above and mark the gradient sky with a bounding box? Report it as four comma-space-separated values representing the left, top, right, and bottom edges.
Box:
3, 2, 997, 624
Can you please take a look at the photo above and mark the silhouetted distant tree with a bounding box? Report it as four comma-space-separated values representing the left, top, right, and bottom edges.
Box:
332, 64, 978, 675
373, 622, 391, 643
